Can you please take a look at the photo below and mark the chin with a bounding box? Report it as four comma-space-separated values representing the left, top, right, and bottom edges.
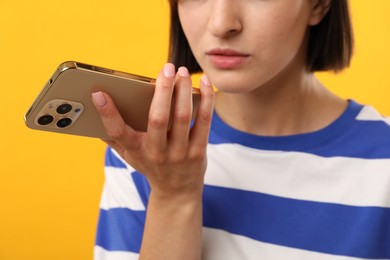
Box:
212, 81, 257, 94
207, 73, 265, 94
202, 64, 269, 94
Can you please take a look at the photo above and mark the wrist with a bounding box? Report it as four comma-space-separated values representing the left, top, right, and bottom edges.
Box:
149, 186, 203, 207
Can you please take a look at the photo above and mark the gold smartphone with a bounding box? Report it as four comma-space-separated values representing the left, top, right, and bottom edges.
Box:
24, 61, 201, 139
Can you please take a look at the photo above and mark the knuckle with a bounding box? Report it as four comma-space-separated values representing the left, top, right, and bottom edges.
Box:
174, 110, 192, 124
149, 152, 167, 165
158, 78, 174, 92
189, 147, 206, 161
99, 106, 123, 125
198, 109, 212, 123
149, 114, 169, 128
106, 126, 127, 140
99, 105, 116, 118
170, 150, 187, 164
202, 88, 215, 99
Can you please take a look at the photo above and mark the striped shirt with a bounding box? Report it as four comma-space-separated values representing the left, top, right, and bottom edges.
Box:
95, 100, 390, 260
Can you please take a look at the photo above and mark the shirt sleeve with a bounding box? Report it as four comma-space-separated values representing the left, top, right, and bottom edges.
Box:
94, 147, 150, 259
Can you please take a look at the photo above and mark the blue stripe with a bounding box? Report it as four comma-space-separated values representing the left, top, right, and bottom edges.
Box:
316, 120, 390, 158
95, 185, 390, 258
105, 147, 127, 169
105, 148, 151, 207
95, 208, 145, 252
203, 185, 390, 258
209, 100, 390, 159
131, 171, 151, 208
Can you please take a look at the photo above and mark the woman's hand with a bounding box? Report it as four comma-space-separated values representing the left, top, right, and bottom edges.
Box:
92, 63, 215, 198
92, 63, 214, 259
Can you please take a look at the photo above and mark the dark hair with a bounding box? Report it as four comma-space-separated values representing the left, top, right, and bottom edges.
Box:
168, 0, 354, 73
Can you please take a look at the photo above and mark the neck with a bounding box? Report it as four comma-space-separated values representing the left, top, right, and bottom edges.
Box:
214, 68, 347, 136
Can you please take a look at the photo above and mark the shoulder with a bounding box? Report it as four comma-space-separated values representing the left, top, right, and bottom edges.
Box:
330, 101, 390, 159
350, 102, 390, 139
355, 104, 390, 128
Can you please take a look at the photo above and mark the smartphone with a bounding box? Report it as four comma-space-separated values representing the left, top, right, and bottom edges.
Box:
24, 61, 201, 139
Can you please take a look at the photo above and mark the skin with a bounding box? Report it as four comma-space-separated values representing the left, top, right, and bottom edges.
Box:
92, 66, 214, 260
92, 0, 347, 259
179, 0, 346, 136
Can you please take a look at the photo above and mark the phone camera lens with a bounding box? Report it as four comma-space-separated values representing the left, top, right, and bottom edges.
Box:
56, 118, 72, 128
38, 115, 54, 125
57, 104, 72, 114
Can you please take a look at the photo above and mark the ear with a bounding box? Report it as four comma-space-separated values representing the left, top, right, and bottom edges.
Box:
308, 0, 332, 26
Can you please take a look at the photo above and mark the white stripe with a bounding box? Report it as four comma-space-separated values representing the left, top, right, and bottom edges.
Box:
110, 147, 136, 171
94, 246, 139, 260
100, 166, 145, 210
202, 228, 386, 260
206, 144, 390, 207
356, 106, 390, 125
94, 230, 387, 260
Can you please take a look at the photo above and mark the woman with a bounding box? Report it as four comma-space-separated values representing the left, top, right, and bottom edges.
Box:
92, 0, 390, 259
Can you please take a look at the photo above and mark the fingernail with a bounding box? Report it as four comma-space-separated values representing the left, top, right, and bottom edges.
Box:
178, 67, 190, 77
163, 63, 175, 78
201, 75, 211, 87
92, 91, 107, 107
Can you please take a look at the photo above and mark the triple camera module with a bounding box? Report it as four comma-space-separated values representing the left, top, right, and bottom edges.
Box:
36, 99, 84, 129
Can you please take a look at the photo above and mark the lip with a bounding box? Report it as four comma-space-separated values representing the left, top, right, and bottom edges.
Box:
206, 48, 250, 69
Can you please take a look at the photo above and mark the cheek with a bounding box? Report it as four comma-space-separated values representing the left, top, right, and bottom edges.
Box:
179, 21, 211, 75
257, 10, 308, 51
250, 8, 310, 70
255, 3, 309, 45
178, 7, 205, 55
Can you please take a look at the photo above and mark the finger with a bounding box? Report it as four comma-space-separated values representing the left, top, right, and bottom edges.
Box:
169, 67, 193, 149
146, 63, 176, 149
92, 91, 140, 150
189, 75, 215, 152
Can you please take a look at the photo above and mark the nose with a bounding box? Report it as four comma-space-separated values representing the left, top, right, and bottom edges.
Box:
207, 0, 243, 38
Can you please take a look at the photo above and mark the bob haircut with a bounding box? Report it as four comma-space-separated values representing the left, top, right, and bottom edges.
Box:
168, 0, 354, 73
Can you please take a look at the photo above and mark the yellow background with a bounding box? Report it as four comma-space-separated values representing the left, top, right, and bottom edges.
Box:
0, 1, 389, 259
